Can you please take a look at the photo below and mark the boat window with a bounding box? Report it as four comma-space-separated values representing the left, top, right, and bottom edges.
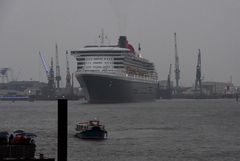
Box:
114, 58, 124, 60
114, 62, 123, 64
77, 62, 85, 65
114, 66, 124, 68
94, 57, 103, 60
76, 58, 85, 61
93, 62, 102, 64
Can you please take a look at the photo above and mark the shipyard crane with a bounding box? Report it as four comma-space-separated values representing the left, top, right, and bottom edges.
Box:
39, 52, 55, 95
166, 64, 172, 99
39, 52, 49, 78
167, 64, 172, 90
174, 33, 180, 93
65, 50, 71, 89
55, 43, 61, 89
49, 57, 55, 90
195, 49, 202, 94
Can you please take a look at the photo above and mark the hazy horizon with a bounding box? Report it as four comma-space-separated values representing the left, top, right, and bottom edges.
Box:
1, 0, 240, 87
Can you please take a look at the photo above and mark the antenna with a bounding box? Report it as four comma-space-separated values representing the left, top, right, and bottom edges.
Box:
98, 29, 107, 45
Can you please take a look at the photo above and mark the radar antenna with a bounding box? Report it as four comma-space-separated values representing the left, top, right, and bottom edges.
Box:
98, 29, 107, 45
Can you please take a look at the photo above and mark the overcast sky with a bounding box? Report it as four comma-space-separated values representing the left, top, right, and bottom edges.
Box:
0, 0, 240, 87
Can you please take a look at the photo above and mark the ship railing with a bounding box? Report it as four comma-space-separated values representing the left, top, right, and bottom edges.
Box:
78, 70, 158, 82
125, 73, 157, 81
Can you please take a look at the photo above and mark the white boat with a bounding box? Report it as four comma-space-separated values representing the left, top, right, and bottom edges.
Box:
75, 120, 107, 139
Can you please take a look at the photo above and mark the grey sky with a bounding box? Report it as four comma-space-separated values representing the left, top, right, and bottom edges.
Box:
0, 0, 240, 87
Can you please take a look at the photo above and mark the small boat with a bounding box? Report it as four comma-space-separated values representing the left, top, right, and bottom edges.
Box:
75, 120, 107, 139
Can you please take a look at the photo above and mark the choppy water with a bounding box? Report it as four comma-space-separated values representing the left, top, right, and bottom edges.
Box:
1, 99, 240, 161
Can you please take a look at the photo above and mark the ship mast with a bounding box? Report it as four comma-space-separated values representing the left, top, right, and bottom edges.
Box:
99, 29, 107, 45
55, 43, 61, 89
174, 33, 180, 93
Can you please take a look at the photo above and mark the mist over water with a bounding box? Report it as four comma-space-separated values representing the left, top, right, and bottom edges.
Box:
1, 99, 240, 161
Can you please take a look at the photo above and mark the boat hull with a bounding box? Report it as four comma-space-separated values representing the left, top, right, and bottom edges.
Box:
75, 130, 107, 139
76, 73, 158, 103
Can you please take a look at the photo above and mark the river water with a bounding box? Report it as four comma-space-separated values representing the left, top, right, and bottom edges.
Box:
1, 99, 240, 161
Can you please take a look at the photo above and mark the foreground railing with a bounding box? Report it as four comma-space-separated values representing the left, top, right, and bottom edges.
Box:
0, 145, 35, 159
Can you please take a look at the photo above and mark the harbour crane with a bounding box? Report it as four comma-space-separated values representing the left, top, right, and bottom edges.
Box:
55, 43, 61, 89
195, 49, 202, 94
39, 52, 49, 78
166, 64, 172, 99
49, 57, 55, 90
167, 64, 172, 90
39, 52, 55, 95
174, 33, 180, 93
65, 50, 71, 89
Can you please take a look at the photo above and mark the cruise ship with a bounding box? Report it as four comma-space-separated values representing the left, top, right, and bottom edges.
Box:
71, 36, 158, 103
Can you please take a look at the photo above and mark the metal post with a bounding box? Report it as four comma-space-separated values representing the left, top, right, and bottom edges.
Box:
58, 99, 68, 161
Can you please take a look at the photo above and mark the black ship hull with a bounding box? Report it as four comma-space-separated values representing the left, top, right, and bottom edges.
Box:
75, 129, 107, 139
76, 74, 158, 103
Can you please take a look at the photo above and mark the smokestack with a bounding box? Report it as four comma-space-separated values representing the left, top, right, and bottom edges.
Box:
118, 36, 127, 48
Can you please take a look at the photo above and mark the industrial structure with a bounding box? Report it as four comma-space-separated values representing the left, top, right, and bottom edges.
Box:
167, 64, 172, 92
174, 33, 180, 93
166, 64, 172, 98
202, 81, 235, 96
55, 43, 61, 89
39, 52, 56, 98
0, 68, 10, 83
156, 64, 173, 99
48, 57, 56, 94
65, 51, 72, 94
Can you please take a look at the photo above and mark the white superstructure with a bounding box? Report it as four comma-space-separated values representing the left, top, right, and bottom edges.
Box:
71, 46, 158, 83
